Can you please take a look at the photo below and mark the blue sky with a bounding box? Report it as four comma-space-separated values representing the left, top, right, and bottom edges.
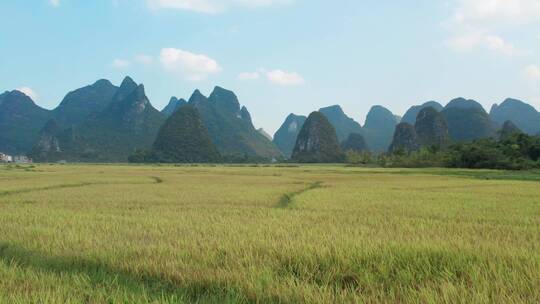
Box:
1, 0, 539, 133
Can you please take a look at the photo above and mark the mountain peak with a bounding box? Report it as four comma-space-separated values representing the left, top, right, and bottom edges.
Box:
240, 106, 253, 125
189, 89, 208, 104
113, 76, 139, 102
209, 86, 240, 113
0, 90, 51, 154
150, 105, 221, 163
364, 105, 395, 129
319, 105, 362, 142
10, 89, 35, 102
320, 105, 345, 115
402, 101, 443, 124
120, 76, 137, 88
162, 97, 188, 117
273, 113, 307, 157
134, 84, 145, 96
498, 98, 536, 112
292, 111, 343, 163
93, 79, 114, 88
445, 98, 485, 111
285, 113, 304, 121
490, 97, 540, 134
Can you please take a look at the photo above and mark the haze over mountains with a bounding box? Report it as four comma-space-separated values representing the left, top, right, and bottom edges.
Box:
1, 76, 540, 162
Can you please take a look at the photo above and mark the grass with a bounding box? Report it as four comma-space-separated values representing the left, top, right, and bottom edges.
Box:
0, 164, 539, 303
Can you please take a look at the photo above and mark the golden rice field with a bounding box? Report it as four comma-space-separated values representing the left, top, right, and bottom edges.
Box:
0, 164, 539, 303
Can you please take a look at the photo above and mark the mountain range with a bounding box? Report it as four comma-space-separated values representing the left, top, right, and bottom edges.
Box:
1, 76, 540, 162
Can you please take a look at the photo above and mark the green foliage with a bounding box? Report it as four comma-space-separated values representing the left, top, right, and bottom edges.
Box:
446, 133, 540, 170
379, 132, 540, 170
382, 147, 449, 168
344, 150, 373, 165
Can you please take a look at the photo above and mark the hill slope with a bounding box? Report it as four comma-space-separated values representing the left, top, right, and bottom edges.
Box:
402, 101, 443, 124
362, 105, 398, 152
32, 77, 166, 162
150, 105, 220, 163
442, 98, 494, 142
319, 105, 363, 143
292, 111, 342, 163
0, 90, 51, 154
490, 98, 540, 135
273, 114, 307, 157
189, 87, 282, 160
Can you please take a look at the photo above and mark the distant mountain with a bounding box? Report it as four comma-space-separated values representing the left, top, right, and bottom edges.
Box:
388, 123, 420, 153
402, 101, 443, 124
490, 98, 540, 135
414, 107, 450, 148
273, 114, 307, 157
292, 111, 343, 163
0, 90, 51, 154
257, 128, 272, 141
32, 77, 166, 162
362, 105, 398, 152
499, 120, 523, 140
29, 119, 63, 161
341, 133, 369, 152
445, 97, 484, 110
161, 97, 187, 117
147, 105, 220, 163
53, 79, 118, 126
442, 98, 494, 142
319, 105, 363, 143
189, 87, 282, 159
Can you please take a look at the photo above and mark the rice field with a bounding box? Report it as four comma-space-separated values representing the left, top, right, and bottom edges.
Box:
0, 164, 539, 303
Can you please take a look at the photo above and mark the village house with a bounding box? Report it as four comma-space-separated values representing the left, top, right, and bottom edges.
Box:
0, 152, 13, 163
13, 155, 32, 164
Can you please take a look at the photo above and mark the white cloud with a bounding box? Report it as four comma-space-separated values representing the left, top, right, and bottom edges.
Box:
135, 54, 154, 65
445, 31, 526, 56
159, 48, 222, 81
444, 0, 540, 56
147, 0, 292, 14
112, 58, 131, 68
525, 65, 540, 80
266, 69, 305, 86
449, 0, 540, 26
17, 87, 38, 101
49, 0, 60, 7
238, 71, 260, 80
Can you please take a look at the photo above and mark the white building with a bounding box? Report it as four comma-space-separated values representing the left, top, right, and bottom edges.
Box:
13, 155, 32, 164
0, 153, 13, 163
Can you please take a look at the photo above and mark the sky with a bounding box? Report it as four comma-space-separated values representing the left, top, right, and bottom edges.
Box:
1, 0, 540, 134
